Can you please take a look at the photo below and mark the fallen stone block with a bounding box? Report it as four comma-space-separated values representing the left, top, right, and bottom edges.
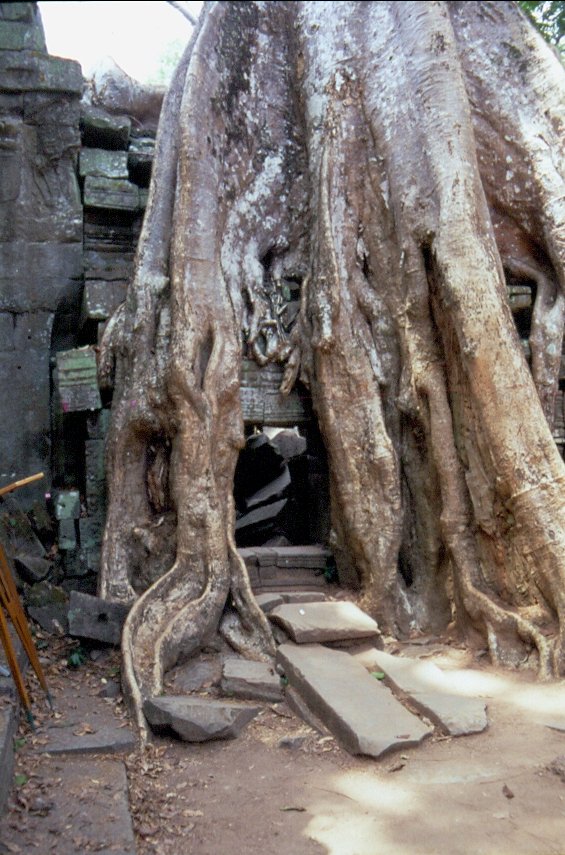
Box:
265, 428, 307, 461
254, 592, 284, 612
235, 498, 287, 534
246, 467, 291, 509
68, 591, 129, 645
14, 553, 51, 583
351, 647, 488, 737
221, 658, 283, 702
167, 655, 223, 693
269, 601, 380, 644
143, 696, 261, 742
284, 686, 328, 735
27, 602, 68, 635
277, 643, 432, 758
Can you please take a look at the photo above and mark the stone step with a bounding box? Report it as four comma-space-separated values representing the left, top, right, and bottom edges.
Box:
269, 600, 380, 644
277, 643, 432, 758
255, 591, 327, 612
221, 658, 284, 703
240, 545, 333, 592
6, 757, 136, 855
351, 647, 488, 737
39, 722, 136, 756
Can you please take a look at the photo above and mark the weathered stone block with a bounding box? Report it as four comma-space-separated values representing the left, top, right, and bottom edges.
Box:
83, 175, 139, 211
0, 92, 22, 114
0, 243, 82, 312
0, 313, 14, 351
138, 188, 149, 210
254, 592, 284, 612
0, 348, 52, 500
277, 643, 432, 758
86, 409, 111, 440
80, 105, 131, 149
351, 648, 488, 737
81, 280, 126, 323
13, 311, 52, 351
269, 601, 380, 644
143, 696, 261, 742
79, 515, 103, 550
0, 50, 82, 94
68, 591, 129, 645
23, 91, 80, 126
54, 489, 80, 520
85, 439, 106, 516
221, 658, 283, 702
79, 148, 129, 179
0, 3, 41, 24
240, 359, 309, 425
58, 518, 77, 550
56, 346, 102, 413
0, 19, 45, 51
84, 250, 134, 281
27, 601, 68, 634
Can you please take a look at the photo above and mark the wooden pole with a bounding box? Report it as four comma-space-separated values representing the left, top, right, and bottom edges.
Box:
0, 604, 35, 729
0, 546, 53, 708
0, 472, 44, 498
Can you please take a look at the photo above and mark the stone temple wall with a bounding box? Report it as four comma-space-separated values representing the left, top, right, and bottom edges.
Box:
0, 3, 565, 596
0, 2, 83, 502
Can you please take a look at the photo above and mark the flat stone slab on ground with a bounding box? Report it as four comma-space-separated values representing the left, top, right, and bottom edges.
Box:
40, 722, 136, 755
351, 647, 488, 737
68, 590, 130, 645
269, 601, 380, 644
144, 696, 261, 742
277, 643, 432, 757
222, 658, 283, 702
5, 757, 135, 854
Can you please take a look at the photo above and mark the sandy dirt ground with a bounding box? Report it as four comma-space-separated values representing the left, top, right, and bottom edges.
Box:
1, 634, 565, 855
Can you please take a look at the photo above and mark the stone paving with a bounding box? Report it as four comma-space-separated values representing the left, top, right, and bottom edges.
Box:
0, 593, 499, 852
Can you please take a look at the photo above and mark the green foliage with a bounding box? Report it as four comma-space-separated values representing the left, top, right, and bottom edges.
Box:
67, 647, 86, 669
146, 38, 186, 86
520, 1, 565, 52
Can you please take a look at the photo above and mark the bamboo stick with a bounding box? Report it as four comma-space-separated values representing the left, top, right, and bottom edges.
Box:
0, 472, 44, 497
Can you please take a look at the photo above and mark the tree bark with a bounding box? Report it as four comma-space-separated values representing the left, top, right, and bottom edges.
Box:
98, 0, 565, 732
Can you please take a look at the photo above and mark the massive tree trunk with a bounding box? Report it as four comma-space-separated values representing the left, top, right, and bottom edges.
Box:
98, 0, 565, 733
